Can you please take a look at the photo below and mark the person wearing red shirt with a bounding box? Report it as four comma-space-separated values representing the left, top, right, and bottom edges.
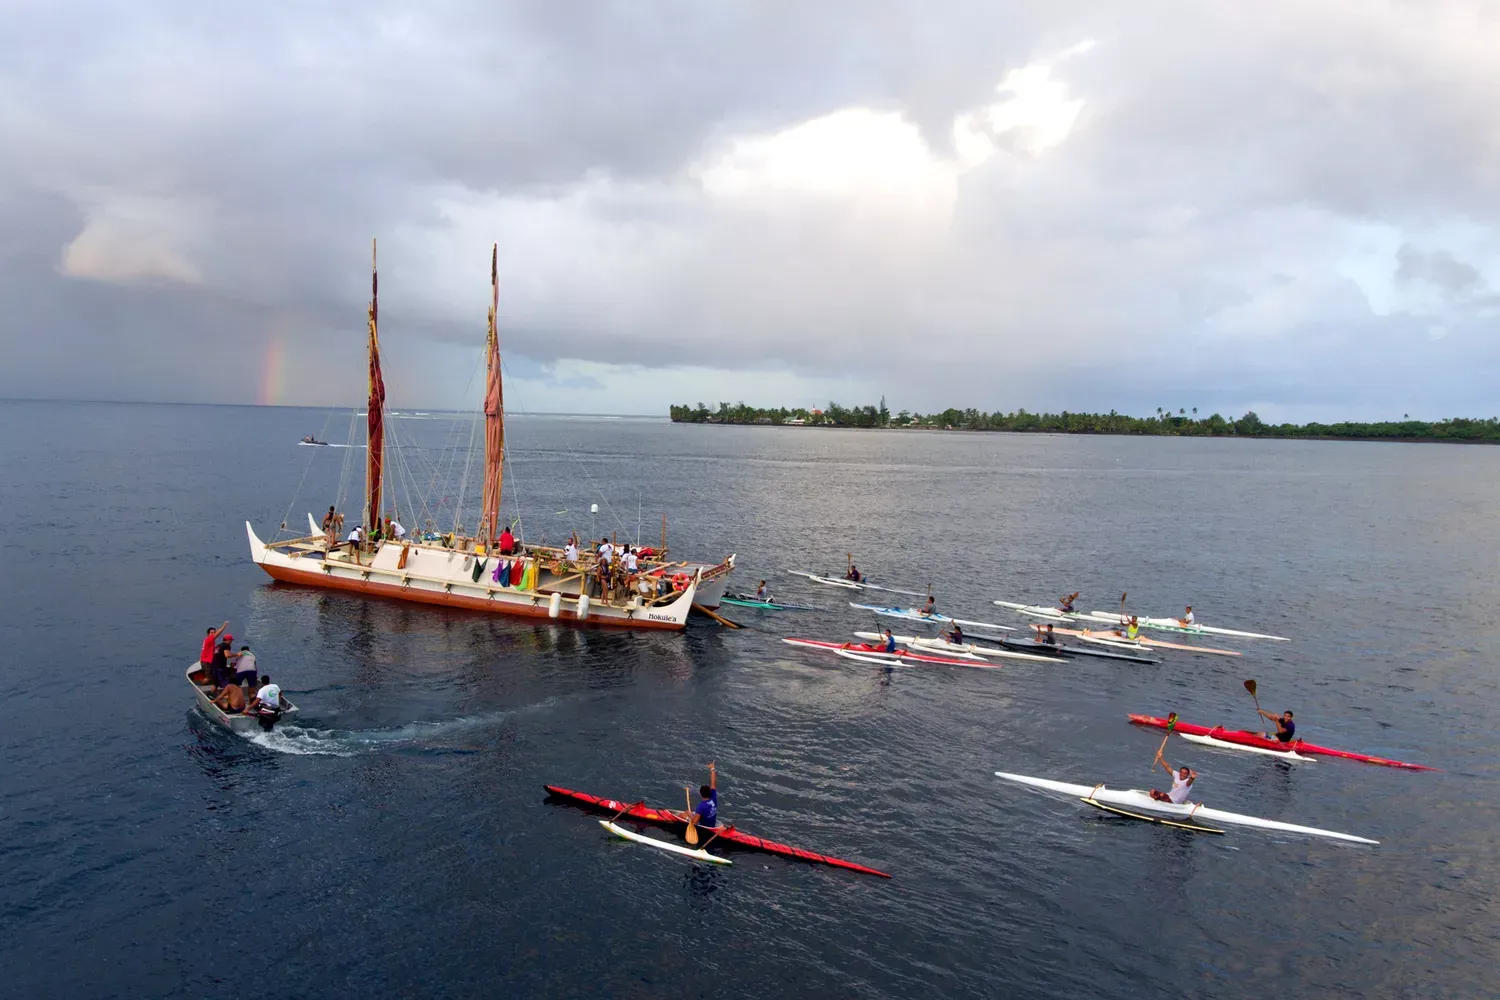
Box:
199, 621, 228, 675
498, 525, 515, 555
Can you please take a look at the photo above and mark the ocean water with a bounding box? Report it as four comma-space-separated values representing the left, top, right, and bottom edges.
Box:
2, 399, 1497, 999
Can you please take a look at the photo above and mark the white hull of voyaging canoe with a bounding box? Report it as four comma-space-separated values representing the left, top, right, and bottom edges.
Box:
993, 772, 1377, 844
1179, 732, 1315, 762
188, 664, 298, 735
252, 523, 698, 630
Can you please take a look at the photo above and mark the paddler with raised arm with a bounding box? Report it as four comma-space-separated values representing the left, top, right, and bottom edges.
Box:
1149, 751, 1197, 804
1257, 708, 1296, 743
1122, 616, 1141, 641
1058, 592, 1080, 614
684, 762, 718, 836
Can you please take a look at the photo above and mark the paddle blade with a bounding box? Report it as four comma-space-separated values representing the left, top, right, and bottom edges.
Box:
1166, 712, 1178, 731
684, 823, 699, 846
1243, 679, 1258, 698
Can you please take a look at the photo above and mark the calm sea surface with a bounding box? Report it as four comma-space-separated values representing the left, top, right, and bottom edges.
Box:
2, 400, 1498, 999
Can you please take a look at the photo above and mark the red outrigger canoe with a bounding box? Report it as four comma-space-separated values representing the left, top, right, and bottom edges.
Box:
544, 785, 892, 878
1128, 714, 1436, 771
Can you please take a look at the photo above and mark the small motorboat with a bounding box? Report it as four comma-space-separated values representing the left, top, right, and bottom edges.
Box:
187, 663, 298, 734
299, 435, 329, 446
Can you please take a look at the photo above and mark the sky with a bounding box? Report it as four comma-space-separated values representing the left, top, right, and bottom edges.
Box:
1, 1, 1497, 421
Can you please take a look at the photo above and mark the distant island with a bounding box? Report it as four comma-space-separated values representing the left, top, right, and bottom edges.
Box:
668, 400, 1500, 443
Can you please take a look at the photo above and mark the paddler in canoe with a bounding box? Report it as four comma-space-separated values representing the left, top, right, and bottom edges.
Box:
943, 623, 965, 645
918, 595, 937, 618
880, 628, 897, 653
681, 762, 719, 839
755, 580, 770, 602
1150, 752, 1198, 804
1059, 592, 1080, 614
1257, 708, 1297, 743
1177, 605, 1195, 627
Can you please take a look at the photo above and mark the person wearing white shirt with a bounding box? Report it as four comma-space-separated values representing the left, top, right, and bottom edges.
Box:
622, 546, 638, 573
598, 540, 614, 565
390, 519, 406, 541
247, 675, 286, 732
347, 525, 363, 544
564, 540, 579, 562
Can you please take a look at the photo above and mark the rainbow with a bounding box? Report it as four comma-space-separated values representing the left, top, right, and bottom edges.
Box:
259, 335, 286, 405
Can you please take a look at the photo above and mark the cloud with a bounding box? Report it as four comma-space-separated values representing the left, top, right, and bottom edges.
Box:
1, 1, 1498, 420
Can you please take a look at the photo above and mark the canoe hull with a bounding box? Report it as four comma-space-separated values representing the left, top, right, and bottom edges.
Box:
545, 785, 891, 877
1128, 714, 1435, 770
994, 772, 1378, 844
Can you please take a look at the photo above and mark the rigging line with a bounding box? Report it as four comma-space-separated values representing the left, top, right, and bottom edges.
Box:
454, 406, 480, 535
334, 405, 359, 524
275, 406, 341, 538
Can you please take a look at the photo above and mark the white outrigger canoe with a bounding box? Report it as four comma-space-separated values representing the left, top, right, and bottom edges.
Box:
994, 772, 1377, 844
853, 631, 1055, 663
787, 570, 925, 598
850, 603, 1014, 631
600, 820, 732, 865
993, 600, 1092, 623
1083, 611, 1289, 642
1179, 732, 1315, 762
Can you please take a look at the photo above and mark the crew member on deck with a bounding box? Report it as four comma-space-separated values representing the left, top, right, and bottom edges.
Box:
1149, 754, 1196, 804
622, 545, 638, 573
1258, 709, 1296, 742
686, 762, 718, 831
498, 524, 515, 555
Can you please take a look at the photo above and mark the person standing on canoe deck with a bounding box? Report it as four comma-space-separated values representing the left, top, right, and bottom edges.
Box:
686, 762, 719, 831
1149, 754, 1197, 804
918, 596, 937, 618
1059, 592, 1080, 613
1258, 709, 1296, 742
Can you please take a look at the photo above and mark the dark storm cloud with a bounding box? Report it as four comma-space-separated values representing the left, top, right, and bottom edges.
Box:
1, 1, 1496, 418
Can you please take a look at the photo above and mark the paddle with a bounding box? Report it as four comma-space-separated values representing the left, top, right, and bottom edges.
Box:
1119, 592, 1128, 621
1244, 678, 1262, 724
1153, 711, 1179, 771
610, 800, 645, 823
683, 786, 700, 845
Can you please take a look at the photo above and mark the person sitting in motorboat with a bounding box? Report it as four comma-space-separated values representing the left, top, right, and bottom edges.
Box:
1258, 709, 1296, 743
212, 682, 247, 715
1148, 753, 1196, 804
246, 675, 286, 732
232, 645, 258, 689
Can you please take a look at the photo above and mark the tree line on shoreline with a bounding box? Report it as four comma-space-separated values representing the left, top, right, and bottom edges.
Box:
667, 401, 1500, 442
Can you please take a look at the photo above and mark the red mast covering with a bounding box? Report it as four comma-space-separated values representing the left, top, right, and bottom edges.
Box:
480, 243, 505, 548
365, 239, 386, 535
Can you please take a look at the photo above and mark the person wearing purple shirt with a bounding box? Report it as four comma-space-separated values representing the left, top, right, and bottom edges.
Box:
690, 762, 718, 829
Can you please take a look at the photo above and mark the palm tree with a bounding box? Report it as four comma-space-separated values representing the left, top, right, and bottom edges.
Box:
1192, 407, 1198, 417
1178, 408, 1185, 416
1156, 407, 1163, 419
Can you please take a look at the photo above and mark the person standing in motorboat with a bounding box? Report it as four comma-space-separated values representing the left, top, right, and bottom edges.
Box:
246, 676, 286, 732
199, 621, 229, 681
232, 645, 258, 689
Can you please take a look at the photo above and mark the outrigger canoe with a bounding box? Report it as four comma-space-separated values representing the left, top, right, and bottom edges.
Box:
1128, 714, 1436, 771
992, 600, 1093, 623
851, 603, 1014, 631
1029, 624, 1241, 657
994, 772, 1379, 844
782, 637, 1003, 669
1179, 732, 1315, 762
986, 636, 1162, 665
1084, 611, 1289, 642
852, 631, 1055, 663
545, 785, 892, 877
721, 593, 817, 611
787, 570, 925, 598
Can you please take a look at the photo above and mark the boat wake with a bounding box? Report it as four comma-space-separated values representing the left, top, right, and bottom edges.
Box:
244, 699, 563, 756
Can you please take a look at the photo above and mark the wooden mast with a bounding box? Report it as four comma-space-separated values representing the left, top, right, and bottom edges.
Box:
479, 243, 505, 549
364, 239, 386, 541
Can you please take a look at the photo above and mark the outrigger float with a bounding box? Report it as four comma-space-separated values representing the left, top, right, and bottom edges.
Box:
545, 785, 891, 877
248, 242, 735, 630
